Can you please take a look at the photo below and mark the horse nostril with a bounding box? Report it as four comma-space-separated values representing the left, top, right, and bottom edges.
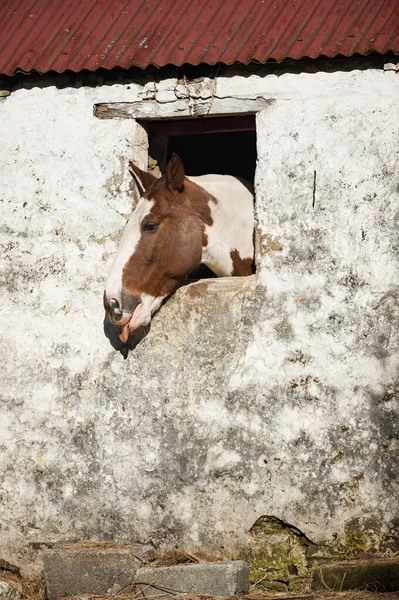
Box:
109, 297, 123, 320
110, 297, 120, 310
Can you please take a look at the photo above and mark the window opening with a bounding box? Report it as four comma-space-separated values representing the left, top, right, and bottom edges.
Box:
141, 115, 257, 279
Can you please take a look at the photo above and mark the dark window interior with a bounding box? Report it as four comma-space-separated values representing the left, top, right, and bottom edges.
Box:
142, 115, 256, 279
167, 130, 256, 181
144, 115, 256, 181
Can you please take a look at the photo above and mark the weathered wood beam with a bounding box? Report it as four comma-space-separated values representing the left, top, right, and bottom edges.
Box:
93, 97, 274, 120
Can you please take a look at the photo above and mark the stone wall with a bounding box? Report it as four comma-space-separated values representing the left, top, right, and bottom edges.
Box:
0, 62, 398, 576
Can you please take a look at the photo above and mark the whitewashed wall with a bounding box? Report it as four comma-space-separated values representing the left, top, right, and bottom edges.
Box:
0, 64, 398, 575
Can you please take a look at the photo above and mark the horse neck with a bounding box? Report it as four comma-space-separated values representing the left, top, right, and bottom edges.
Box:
188, 175, 254, 277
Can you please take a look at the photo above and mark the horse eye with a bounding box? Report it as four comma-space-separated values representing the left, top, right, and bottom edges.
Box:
141, 221, 159, 232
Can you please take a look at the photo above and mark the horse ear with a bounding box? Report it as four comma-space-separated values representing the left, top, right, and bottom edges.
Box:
165, 153, 185, 191
129, 161, 157, 192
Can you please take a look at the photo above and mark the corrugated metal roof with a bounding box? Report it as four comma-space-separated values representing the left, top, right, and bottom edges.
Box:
0, 0, 398, 76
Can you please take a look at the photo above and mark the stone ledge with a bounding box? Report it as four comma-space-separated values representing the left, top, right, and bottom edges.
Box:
181, 274, 256, 298
135, 561, 250, 597
313, 557, 399, 592
43, 544, 154, 600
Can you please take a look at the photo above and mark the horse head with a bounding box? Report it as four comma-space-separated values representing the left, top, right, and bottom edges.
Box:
104, 153, 213, 342
104, 153, 254, 343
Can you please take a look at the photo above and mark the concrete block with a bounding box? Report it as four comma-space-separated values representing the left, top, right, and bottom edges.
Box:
135, 561, 249, 597
0, 581, 22, 600
313, 557, 399, 591
44, 544, 154, 599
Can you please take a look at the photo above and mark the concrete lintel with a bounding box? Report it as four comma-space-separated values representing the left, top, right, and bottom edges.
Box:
135, 561, 250, 597
44, 544, 154, 599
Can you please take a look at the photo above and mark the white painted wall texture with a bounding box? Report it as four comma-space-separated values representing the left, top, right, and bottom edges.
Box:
0, 65, 398, 575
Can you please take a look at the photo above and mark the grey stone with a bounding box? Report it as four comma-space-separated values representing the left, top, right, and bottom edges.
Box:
384, 62, 399, 71
0, 90, 10, 97
43, 544, 153, 600
135, 561, 249, 597
313, 558, 399, 591
0, 581, 22, 600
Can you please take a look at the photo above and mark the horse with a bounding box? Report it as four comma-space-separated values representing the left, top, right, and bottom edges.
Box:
104, 153, 254, 343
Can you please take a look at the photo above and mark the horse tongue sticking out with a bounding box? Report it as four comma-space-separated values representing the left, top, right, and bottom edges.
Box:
104, 153, 254, 343
119, 324, 129, 343
119, 303, 145, 342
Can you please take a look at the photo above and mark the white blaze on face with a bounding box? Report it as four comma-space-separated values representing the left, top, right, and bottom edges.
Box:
105, 198, 154, 303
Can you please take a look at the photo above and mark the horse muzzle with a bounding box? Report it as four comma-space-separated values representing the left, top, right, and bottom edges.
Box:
103, 291, 141, 327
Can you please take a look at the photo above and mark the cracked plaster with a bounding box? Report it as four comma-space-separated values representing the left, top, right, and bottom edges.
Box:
0, 66, 398, 575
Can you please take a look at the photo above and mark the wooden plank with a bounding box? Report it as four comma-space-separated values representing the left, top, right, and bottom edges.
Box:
93, 97, 274, 120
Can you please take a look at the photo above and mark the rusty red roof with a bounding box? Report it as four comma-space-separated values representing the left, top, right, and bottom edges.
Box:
0, 0, 398, 76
